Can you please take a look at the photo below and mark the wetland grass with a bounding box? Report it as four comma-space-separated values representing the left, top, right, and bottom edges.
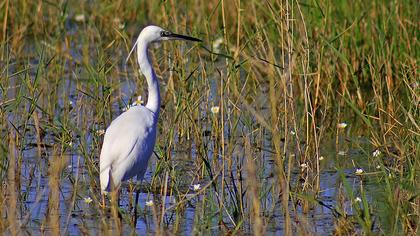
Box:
0, 0, 418, 234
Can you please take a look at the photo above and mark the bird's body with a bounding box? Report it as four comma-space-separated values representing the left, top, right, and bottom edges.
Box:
99, 25, 200, 193
100, 105, 157, 191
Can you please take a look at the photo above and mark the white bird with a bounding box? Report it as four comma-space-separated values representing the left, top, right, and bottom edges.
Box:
99, 26, 201, 194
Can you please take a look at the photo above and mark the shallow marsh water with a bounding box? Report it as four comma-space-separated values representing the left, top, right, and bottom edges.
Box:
17, 141, 380, 235
1, 1, 418, 235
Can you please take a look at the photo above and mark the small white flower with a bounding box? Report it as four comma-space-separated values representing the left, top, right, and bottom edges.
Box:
376, 165, 381, 169
338, 151, 346, 156
300, 163, 308, 168
145, 200, 154, 207
372, 149, 381, 157
211, 106, 220, 114
113, 18, 125, 29
96, 129, 105, 136
193, 184, 201, 191
355, 168, 364, 175
212, 37, 224, 53
300, 163, 308, 172
84, 197, 93, 204
74, 14, 86, 22
132, 95, 144, 106
318, 156, 324, 161
355, 197, 362, 202
337, 122, 348, 129
69, 100, 74, 106
290, 130, 296, 135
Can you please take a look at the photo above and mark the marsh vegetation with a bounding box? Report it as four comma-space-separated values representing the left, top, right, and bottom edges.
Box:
0, 0, 418, 235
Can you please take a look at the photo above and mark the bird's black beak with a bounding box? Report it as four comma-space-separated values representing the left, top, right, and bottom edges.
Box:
166, 32, 202, 42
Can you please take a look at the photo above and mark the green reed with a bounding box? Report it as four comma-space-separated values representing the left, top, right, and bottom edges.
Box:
0, 0, 418, 235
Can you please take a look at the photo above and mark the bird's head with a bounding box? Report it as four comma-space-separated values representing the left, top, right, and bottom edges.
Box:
126, 25, 201, 62
141, 25, 201, 43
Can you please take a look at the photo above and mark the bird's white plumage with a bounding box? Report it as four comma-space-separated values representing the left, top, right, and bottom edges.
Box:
100, 106, 157, 191
99, 25, 200, 193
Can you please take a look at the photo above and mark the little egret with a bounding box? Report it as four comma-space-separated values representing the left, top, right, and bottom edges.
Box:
99, 26, 201, 197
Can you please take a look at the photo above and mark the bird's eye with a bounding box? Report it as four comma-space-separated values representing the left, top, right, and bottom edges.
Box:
160, 31, 171, 37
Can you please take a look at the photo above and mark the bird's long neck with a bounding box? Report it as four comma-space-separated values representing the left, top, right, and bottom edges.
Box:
137, 41, 161, 118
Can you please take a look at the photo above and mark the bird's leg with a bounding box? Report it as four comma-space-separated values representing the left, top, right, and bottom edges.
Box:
128, 181, 135, 213
134, 188, 140, 219
133, 181, 142, 226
